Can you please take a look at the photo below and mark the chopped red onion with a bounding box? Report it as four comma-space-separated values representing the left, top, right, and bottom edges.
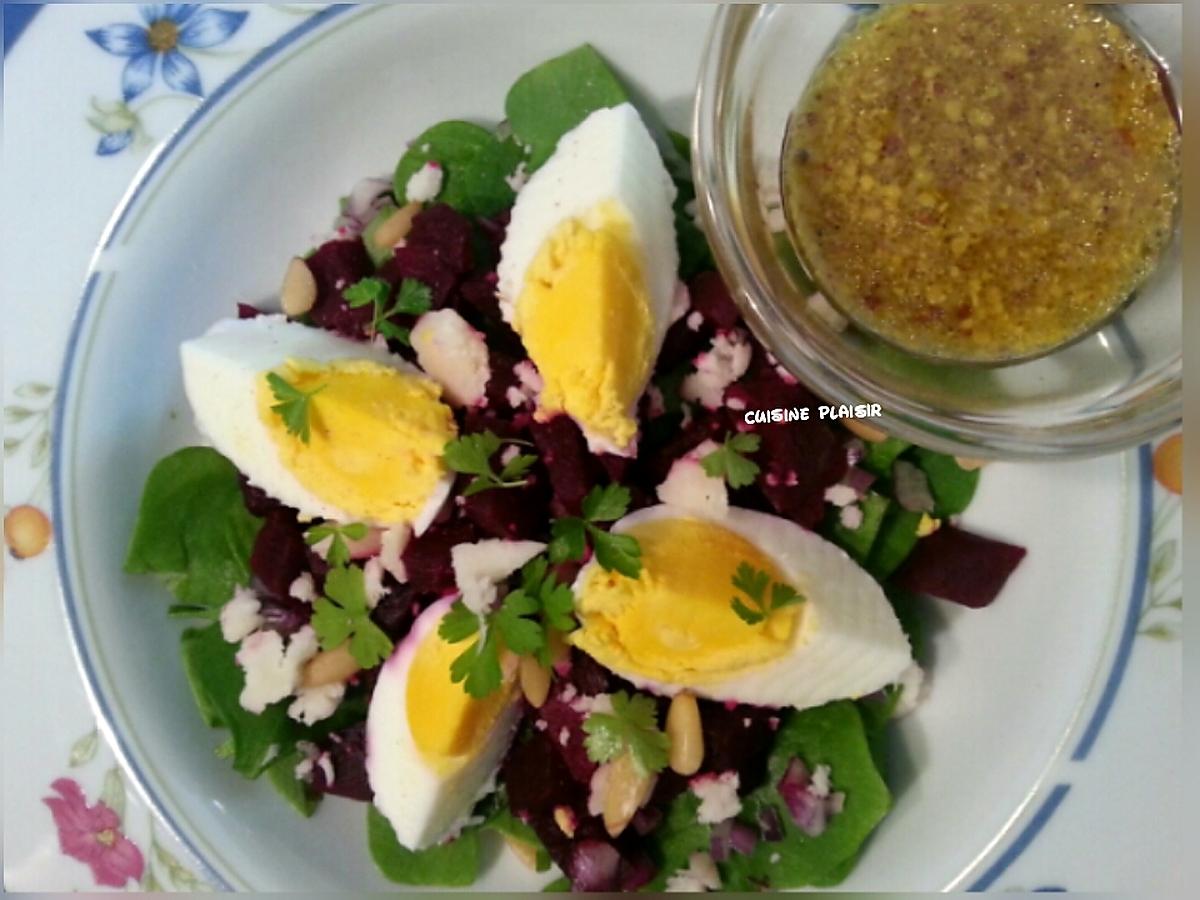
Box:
845, 438, 866, 467
709, 820, 733, 863
570, 840, 621, 892
843, 466, 876, 498
757, 805, 785, 842
729, 821, 759, 855
631, 806, 663, 836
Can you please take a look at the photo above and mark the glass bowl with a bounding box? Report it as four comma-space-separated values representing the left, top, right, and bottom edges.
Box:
692, 3, 1182, 460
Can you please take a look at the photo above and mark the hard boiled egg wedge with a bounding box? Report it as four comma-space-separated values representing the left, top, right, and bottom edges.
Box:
569, 505, 913, 709
497, 102, 678, 456
180, 315, 456, 532
366, 596, 523, 850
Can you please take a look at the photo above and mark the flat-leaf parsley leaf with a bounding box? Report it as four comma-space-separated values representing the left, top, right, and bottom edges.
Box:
311, 565, 393, 669
548, 484, 642, 578
344, 276, 432, 344
730, 561, 804, 625
266, 372, 324, 444
701, 432, 762, 489
304, 521, 369, 569
443, 430, 538, 497
583, 691, 670, 776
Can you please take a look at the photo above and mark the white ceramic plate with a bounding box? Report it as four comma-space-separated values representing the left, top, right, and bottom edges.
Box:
51, 4, 1152, 892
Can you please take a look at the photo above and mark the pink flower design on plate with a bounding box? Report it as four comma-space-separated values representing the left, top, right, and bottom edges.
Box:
42, 777, 144, 887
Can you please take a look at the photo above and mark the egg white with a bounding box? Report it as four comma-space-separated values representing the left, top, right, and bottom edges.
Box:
365, 596, 523, 850
497, 102, 678, 455
570, 504, 914, 709
180, 315, 452, 532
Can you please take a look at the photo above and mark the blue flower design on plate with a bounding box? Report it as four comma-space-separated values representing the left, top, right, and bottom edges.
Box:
86, 4, 248, 102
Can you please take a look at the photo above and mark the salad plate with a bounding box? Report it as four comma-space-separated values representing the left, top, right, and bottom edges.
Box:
8, 2, 1178, 894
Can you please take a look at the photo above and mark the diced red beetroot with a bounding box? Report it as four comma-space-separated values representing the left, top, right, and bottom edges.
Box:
461, 477, 548, 541
305, 238, 375, 337
757, 419, 847, 529
531, 415, 600, 517
249, 510, 309, 601
457, 271, 506, 328
894, 525, 1026, 608
239, 475, 284, 517
567, 649, 619, 696
236, 302, 263, 319
405, 203, 473, 275
460, 406, 530, 443
597, 453, 633, 485
378, 245, 458, 308
482, 349, 522, 410
657, 316, 712, 372
696, 701, 778, 791
638, 407, 733, 485
401, 520, 478, 595
570, 840, 621, 892
311, 722, 372, 802
536, 686, 595, 784
371, 583, 421, 642
688, 271, 742, 330
630, 806, 663, 836
503, 729, 592, 873
257, 596, 310, 637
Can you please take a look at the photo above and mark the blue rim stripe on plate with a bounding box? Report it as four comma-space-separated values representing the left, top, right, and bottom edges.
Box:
52, 6, 357, 892
3, 2, 42, 54
1071, 442, 1153, 761
49, 2, 1156, 890
966, 784, 1072, 891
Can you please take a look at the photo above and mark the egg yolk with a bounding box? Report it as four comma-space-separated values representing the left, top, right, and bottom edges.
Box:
514, 201, 653, 451
257, 359, 456, 525
570, 517, 802, 685
405, 625, 516, 775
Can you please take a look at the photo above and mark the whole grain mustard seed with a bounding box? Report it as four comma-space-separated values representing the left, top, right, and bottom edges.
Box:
782, 3, 1181, 362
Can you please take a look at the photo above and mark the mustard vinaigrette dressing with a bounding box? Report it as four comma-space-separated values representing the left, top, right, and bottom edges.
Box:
782, 3, 1181, 362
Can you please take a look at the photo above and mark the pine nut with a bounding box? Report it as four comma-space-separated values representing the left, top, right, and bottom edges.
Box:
371, 201, 422, 251
666, 691, 704, 776
844, 418, 887, 443
301, 642, 360, 688
553, 805, 577, 838
519, 655, 551, 708
954, 457, 987, 471
502, 833, 541, 871
280, 257, 317, 318
602, 751, 656, 838
4, 504, 51, 559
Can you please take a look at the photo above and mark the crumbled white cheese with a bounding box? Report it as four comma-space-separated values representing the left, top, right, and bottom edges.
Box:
665, 851, 721, 892
683, 198, 700, 225
504, 161, 529, 193
219, 586, 262, 643
839, 504, 864, 530
379, 525, 410, 584
681, 330, 752, 409
289, 573, 317, 604
725, 395, 746, 411
686, 310, 704, 331
294, 757, 315, 781
236, 626, 319, 714
288, 681, 346, 725
807, 291, 848, 332
825, 484, 858, 508
506, 360, 543, 408
670, 280, 691, 324
411, 309, 491, 407
363, 556, 387, 609
570, 691, 613, 716
769, 852, 782, 865
559, 726, 570, 747
892, 662, 926, 717
405, 161, 443, 203
657, 456, 728, 518
810, 764, 832, 799
690, 771, 742, 824
451, 539, 546, 614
